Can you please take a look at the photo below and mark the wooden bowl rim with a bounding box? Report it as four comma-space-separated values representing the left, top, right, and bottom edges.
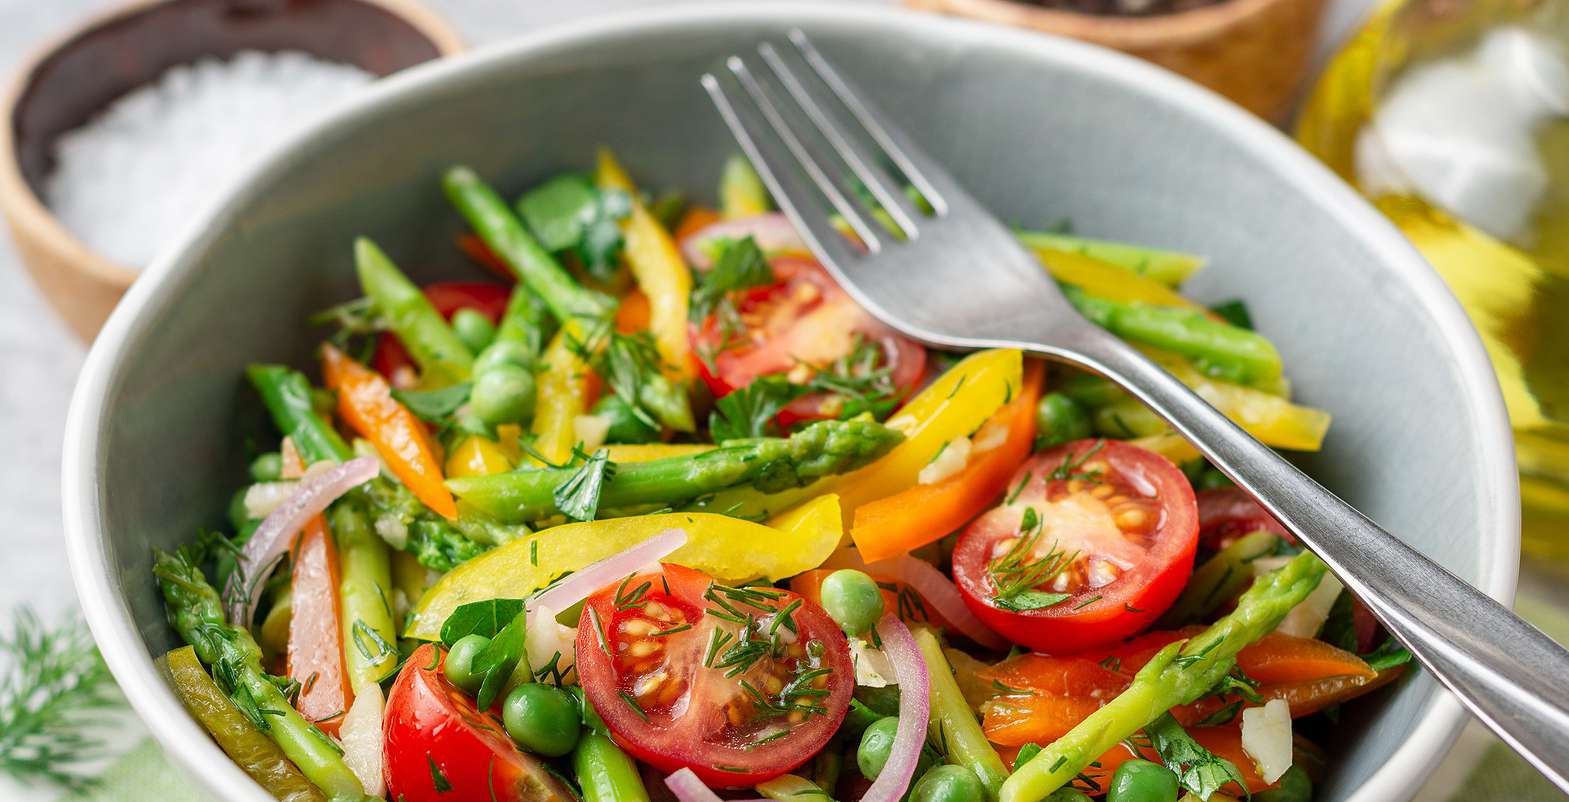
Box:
912, 0, 1307, 48
0, 0, 465, 289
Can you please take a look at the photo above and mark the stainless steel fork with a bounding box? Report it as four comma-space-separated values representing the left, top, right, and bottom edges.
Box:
702, 31, 1569, 794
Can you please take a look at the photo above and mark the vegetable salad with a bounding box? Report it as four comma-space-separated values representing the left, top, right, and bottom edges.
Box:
153, 150, 1408, 802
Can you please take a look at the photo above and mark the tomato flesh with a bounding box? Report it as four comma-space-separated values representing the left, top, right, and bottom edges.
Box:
575, 563, 854, 787
953, 439, 1199, 653
383, 643, 574, 802
690, 257, 925, 422
372, 281, 511, 388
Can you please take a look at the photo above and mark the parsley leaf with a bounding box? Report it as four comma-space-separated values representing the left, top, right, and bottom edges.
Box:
1363, 637, 1413, 672
439, 599, 527, 646
709, 376, 803, 442
1145, 712, 1249, 801
554, 448, 616, 522
689, 236, 773, 322
995, 590, 1072, 612
393, 383, 473, 423
471, 609, 530, 710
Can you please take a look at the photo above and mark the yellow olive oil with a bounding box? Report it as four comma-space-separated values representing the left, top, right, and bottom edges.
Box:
1298, 0, 1569, 559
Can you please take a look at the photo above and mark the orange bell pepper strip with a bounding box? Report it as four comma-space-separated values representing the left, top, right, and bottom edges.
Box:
1085, 726, 1274, 796
320, 343, 458, 519
616, 289, 652, 333
279, 445, 354, 736
850, 361, 1045, 563
674, 207, 721, 243
980, 629, 1381, 745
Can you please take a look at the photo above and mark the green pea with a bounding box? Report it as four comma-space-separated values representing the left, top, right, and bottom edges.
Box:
821, 569, 884, 637
474, 340, 534, 375
856, 716, 899, 780
452, 308, 498, 355
1044, 789, 1095, 802
911, 764, 985, 802
471, 364, 537, 426
443, 634, 491, 694
592, 395, 659, 444
1036, 392, 1092, 449
249, 452, 283, 482
503, 683, 582, 757
1107, 759, 1179, 802
1256, 765, 1312, 802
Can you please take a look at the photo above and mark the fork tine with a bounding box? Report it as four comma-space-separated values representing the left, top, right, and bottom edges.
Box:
723, 56, 885, 253
700, 71, 868, 271
755, 42, 921, 239
788, 30, 951, 216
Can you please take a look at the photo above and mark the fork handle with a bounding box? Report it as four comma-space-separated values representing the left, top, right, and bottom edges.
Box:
1048, 329, 1569, 793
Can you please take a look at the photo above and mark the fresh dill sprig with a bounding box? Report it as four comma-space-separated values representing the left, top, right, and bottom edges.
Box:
0, 609, 122, 791
988, 507, 1079, 611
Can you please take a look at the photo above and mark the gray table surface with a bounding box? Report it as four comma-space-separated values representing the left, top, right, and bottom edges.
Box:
0, 0, 1523, 800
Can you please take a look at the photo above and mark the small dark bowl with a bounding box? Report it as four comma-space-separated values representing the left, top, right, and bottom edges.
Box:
0, 0, 463, 340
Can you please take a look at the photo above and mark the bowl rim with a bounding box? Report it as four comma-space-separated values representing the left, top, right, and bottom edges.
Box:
909, 0, 1318, 49
61, 4, 1520, 801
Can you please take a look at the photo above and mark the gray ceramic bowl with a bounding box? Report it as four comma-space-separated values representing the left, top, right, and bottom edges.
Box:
62, 5, 1518, 802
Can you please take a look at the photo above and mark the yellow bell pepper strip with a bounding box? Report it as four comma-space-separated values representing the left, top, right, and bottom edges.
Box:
1039, 249, 1203, 310
355, 237, 474, 387
1017, 229, 1205, 287
832, 348, 1022, 522
914, 628, 1009, 800
1096, 353, 1330, 453
446, 434, 514, 478
321, 344, 459, 520
596, 147, 696, 381
720, 155, 771, 218
850, 361, 1044, 563
160, 646, 328, 802
530, 323, 599, 466
407, 496, 843, 640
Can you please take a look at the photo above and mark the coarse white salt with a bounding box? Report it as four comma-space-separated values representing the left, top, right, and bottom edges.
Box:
44, 50, 373, 269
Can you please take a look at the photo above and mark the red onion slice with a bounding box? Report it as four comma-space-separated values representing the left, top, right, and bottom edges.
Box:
526, 528, 688, 618
225, 456, 379, 626
874, 556, 1009, 651
663, 767, 771, 802
861, 616, 930, 802
679, 213, 807, 270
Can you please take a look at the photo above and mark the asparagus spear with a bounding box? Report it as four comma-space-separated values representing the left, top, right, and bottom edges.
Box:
247, 365, 490, 571
447, 418, 905, 523
573, 732, 651, 802
442, 166, 615, 325
491, 282, 553, 365
153, 550, 369, 802
914, 628, 1009, 800
1000, 552, 1329, 802
329, 500, 398, 691
354, 238, 474, 387
1061, 286, 1282, 388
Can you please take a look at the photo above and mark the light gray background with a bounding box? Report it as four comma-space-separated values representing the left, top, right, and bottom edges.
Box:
0, 1, 1505, 800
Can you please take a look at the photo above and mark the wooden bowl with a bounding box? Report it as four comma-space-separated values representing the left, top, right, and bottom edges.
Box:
0, 0, 463, 342
903, 0, 1329, 122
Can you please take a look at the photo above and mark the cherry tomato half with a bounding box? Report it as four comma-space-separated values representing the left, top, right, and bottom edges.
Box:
575, 563, 854, 788
952, 439, 1199, 653
372, 281, 511, 388
383, 643, 575, 802
690, 257, 925, 423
